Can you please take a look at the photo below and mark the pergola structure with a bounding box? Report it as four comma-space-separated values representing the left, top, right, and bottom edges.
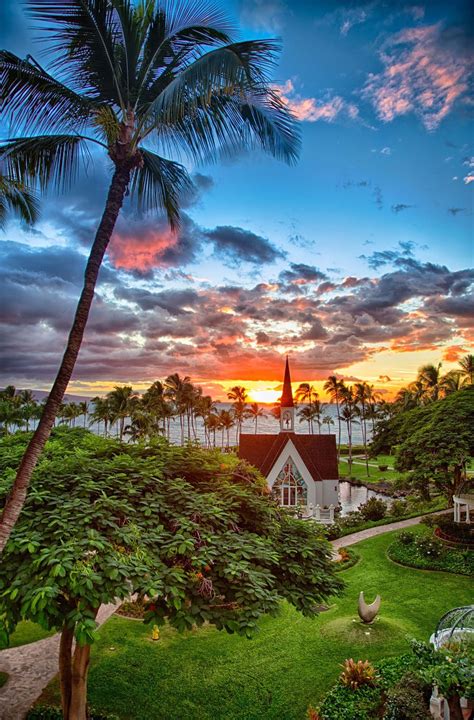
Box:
453, 494, 474, 523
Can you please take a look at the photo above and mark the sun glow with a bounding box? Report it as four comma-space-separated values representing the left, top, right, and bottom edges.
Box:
248, 389, 282, 404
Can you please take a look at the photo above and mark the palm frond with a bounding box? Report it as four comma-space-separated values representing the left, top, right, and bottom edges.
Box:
0, 174, 40, 228
139, 39, 282, 127
146, 86, 300, 166
130, 147, 193, 229
135, 1, 234, 108
0, 51, 96, 135
0, 135, 90, 192
26, 0, 125, 107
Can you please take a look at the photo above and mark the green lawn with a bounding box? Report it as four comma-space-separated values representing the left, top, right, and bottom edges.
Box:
338, 454, 400, 484
0, 620, 53, 650
37, 530, 472, 720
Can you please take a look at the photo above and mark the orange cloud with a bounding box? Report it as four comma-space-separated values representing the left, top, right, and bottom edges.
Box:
363, 23, 471, 130
108, 229, 177, 272
442, 345, 467, 362
274, 80, 359, 123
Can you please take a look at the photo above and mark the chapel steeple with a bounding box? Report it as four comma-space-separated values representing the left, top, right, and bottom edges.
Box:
280, 356, 295, 432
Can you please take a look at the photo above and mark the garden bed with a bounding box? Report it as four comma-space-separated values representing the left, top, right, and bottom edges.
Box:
334, 547, 360, 572
387, 529, 474, 576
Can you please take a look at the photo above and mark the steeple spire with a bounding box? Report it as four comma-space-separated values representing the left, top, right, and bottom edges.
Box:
280, 357, 295, 432
280, 356, 294, 407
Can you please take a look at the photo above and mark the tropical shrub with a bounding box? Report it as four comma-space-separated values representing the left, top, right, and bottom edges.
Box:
318, 684, 381, 720
415, 535, 444, 558
388, 535, 474, 576
340, 659, 377, 691
359, 497, 387, 521
383, 673, 431, 720
390, 499, 407, 517
398, 530, 415, 545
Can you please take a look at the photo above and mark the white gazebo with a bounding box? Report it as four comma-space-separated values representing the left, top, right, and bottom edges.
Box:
453, 494, 474, 523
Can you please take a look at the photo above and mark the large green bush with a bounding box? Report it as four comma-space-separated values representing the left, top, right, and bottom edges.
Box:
388, 531, 474, 576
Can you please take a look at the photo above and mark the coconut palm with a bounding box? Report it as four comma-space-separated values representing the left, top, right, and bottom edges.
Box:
417, 362, 443, 402
78, 400, 89, 428
217, 409, 235, 449
440, 370, 463, 396
107, 385, 138, 441
322, 415, 334, 434
0, 172, 39, 228
458, 354, 474, 386
245, 402, 266, 433
339, 385, 359, 477
295, 382, 318, 432
0, 0, 299, 553
324, 376, 344, 458
89, 396, 113, 437
227, 385, 248, 442
354, 382, 371, 476
297, 405, 315, 433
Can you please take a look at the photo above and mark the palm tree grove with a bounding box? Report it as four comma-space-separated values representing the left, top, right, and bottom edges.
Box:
0, 1, 472, 719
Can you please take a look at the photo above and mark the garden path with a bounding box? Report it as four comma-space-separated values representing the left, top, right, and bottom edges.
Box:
0, 602, 118, 720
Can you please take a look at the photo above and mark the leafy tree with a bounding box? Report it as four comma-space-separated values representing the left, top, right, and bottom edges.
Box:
0, 429, 342, 720
0, 0, 299, 552
394, 388, 474, 503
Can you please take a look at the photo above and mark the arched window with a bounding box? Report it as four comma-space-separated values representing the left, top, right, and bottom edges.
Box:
272, 458, 308, 506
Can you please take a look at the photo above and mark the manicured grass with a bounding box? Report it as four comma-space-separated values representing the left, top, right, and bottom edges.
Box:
37, 531, 473, 720
338, 454, 400, 484
0, 620, 53, 650
0, 671, 8, 688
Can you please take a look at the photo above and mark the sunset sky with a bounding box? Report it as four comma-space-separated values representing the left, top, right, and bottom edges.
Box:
0, 0, 473, 401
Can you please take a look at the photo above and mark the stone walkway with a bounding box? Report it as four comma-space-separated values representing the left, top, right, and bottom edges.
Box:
330, 513, 441, 550
0, 603, 118, 720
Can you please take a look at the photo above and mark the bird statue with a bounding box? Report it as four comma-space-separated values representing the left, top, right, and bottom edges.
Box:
358, 591, 381, 624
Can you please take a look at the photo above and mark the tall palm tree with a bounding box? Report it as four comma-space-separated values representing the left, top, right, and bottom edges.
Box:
89, 396, 112, 437
217, 409, 234, 449
295, 382, 318, 433
245, 402, 266, 433
417, 362, 442, 402
78, 400, 89, 428
107, 385, 138, 442
354, 382, 370, 476
0, 0, 299, 553
297, 405, 315, 433
0, 172, 39, 228
458, 354, 474, 386
339, 385, 359, 477
322, 415, 334, 434
324, 376, 344, 459
440, 370, 463, 396
227, 385, 248, 442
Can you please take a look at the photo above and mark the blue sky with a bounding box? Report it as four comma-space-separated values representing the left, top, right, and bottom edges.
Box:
0, 0, 472, 399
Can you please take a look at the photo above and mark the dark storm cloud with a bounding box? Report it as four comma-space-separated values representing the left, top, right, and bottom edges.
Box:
279, 263, 328, 284
205, 226, 286, 266
360, 240, 415, 269
114, 287, 200, 315
0, 241, 115, 288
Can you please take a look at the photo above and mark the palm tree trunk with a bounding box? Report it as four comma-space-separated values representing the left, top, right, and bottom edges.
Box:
0, 165, 131, 553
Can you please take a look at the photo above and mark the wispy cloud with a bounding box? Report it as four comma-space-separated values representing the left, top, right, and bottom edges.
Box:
274, 80, 359, 123
362, 23, 472, 130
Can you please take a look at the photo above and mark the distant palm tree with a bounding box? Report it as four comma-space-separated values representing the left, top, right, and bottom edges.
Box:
297, 405, 315, 433
459, 354, 474, 386
217, 409, 235, 449
246, 402, 266, 433
324, 376, 344, 458
78, 401, 89, 428
0, 0, 299, 552
339, 385, 359, 476
440, 370, 463, 396
227, 386, 248, 442
89, 397, 112, 437
0, 172, 39, 228
107, 386, 138, 442
322, 415, 334, 433
417, 363, 443, 402
354, 382, 371, 476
